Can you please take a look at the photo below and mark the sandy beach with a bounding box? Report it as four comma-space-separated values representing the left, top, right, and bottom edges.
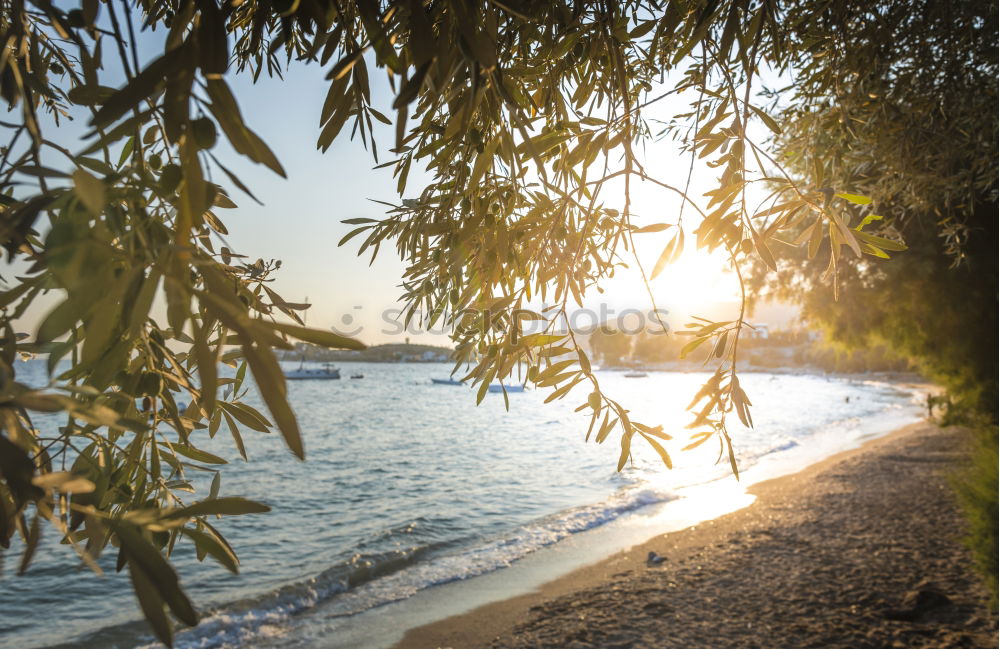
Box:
397, 421, 997, 649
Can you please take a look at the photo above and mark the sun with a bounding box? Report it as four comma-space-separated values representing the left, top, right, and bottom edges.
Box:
651, 245, 741, 318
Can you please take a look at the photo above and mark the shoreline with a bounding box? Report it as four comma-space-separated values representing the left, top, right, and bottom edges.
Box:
396, 421, 996, 649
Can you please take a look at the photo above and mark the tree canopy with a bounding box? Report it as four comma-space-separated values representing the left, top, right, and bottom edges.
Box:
0, 0, 993, 644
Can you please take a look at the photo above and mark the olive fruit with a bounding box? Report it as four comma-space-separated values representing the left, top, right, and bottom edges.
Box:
191, 117, 218, 150
159, 163, 181, 193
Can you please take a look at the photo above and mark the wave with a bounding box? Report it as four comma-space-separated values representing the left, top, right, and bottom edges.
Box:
322, 485, 675, 618
66, 486, 674, 649
762, 439, 800, 454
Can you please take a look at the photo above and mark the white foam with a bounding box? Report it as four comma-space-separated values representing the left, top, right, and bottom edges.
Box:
323, 486, 674, 617
143, 486, 673, 649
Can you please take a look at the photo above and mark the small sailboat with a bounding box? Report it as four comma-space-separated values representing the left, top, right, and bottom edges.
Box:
488, 383, 525, 393
286, 362, 341, 380
284, 298, 341, 380
431, 377, 464, 385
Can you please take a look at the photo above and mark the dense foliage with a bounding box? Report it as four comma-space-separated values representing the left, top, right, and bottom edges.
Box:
0, 0, 989, 643
755, 0, 998, 410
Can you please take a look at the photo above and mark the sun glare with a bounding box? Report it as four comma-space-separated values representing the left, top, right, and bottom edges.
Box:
652, 246, 741, 318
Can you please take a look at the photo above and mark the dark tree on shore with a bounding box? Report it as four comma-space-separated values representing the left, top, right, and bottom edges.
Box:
751, 0, 998, 412
0, 0, 993, 642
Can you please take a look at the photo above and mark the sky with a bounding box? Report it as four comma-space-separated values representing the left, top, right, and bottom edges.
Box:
10, 20, 801, 347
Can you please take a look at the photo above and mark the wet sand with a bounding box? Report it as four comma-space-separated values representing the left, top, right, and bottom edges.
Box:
396, 422, 997, 648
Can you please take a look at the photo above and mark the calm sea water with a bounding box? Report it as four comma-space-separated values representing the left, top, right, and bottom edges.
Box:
0, 361, 922, 649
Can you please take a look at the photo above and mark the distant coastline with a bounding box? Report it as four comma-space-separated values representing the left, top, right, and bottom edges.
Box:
281, 338, 927, 387
281, 327, 917, 377
280, 342, 454, 363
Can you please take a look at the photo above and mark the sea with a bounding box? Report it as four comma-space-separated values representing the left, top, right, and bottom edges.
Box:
0, 361, 925, 649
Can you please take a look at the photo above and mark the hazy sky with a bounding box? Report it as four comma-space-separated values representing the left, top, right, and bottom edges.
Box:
13, 24, 799, 346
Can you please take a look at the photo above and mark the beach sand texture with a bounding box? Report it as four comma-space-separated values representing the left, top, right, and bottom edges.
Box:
398, 422, 997, 649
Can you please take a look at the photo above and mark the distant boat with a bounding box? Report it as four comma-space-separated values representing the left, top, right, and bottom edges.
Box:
624, 371, 648, 378
488, 383, 525, 393
431, 378, 525, 392
283, 296, 341, 380
350, 373, 364, 379
286, 363, 341, 380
